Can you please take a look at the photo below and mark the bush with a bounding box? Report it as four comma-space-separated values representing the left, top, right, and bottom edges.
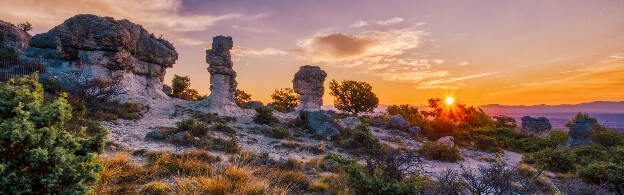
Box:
17, 22, 32, 32
609, 146, 624, 163
572, 145, 608, 166
493, 115, 517, 129
268, 88, 298, 113
329, 80, 379, 115
350, 124, 382, 154
460, 158, 544, 194
253, 106, 279, 126
577, 161, 624, 193
590, 128, 624, 147
41, 77, 63, 94
519, 136, 557, 153
526, 148, 576, 173
0, 31, 6, 43
141, 182, 172, 195
386, 104, 426, 126
169, 74, 206, 101
474, 134, 501, 153
0, 75, 107, 194
235, 89, 251, 107
418, 142, 462, 162
270, 127, 291, 139
0, 47, 18, 61
212, 122, 235, 134
176, 118, 211, 137
550, 130, 568, 145
342, 162, 424, 195
212, 137, 240, 154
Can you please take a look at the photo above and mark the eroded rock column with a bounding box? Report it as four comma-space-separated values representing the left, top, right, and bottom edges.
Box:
293, 65, 327, 111
206, 36, 237, 105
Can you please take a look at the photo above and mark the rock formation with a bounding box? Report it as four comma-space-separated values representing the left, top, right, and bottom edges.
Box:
521, 116, 551, 135
0, 20, 31, 55
339, 117, 362, 130
388, 114, 410, 130
293, 65, 327, 111
24, 14, 178, 101
303, 110, 339, 140
199, 36, 240, 115
568, 117, 596, 147
437, 136, 455, 147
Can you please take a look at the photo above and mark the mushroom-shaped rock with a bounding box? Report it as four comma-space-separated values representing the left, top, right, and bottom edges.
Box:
293, 65, 327, 111
199, 36, 241, 115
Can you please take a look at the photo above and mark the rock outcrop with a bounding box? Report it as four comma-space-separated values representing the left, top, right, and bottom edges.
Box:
198, 36, 241, 115
25, 14, 178, 101
0, 20, 31, 55
293, 65, 327, 111
521, 116, 551, 135
388, 114, 410, 130
303, 110, 339, 140
339, 117, 362, 130
437, 136, 455, 147
568, 117, 596, 147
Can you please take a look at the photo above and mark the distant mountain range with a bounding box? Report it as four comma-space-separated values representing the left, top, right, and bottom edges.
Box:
479, 101, 624, 114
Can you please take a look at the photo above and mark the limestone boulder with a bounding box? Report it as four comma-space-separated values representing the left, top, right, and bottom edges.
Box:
521, 116, 552, 135
304, 110, 339, 139
568, 117, 596, 147
293, 65, 327, 111
388, 114, 410, 130
437, 136, 455, 147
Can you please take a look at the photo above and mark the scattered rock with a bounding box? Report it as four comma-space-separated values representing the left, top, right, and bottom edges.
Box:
339, 117, 361, 130
242, 101, 263, 108
304, 110, 339, 139
408, 126, 421, 135
172, 131, 191, 145
568, 117, 596, 147
303, 167, 317, 175
200, 36, 240, 115
0, 20, 31, 55
145, 131, 167, 141
388, 114, 410, 130
162, 84, 172, 95
371, 119, 386, 127
278, 157, 288, 168
293, 65, 327, 111
25, 14, 178, 101
437, 136, 455, 147
521, 116, 552, 135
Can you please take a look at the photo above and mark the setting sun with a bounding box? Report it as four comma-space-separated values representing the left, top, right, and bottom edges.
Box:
445, 97, 455, 105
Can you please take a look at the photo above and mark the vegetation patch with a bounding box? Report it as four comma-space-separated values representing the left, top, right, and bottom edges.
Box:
418, 141, 462, 162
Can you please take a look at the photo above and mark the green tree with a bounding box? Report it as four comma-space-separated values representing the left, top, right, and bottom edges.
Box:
493, 115, 517, 129
328, 80, 379, 115
17, 22, 33, 32
0, 75, 107, 194
268, 88, 299, 113
170, 74, 205, 101
235, 89, 251, 107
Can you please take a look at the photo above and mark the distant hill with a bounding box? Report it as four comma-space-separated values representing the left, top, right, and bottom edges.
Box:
479, 101, 624, 114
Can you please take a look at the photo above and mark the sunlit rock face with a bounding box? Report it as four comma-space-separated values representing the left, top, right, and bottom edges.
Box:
521, 116, 552, 135
25, 14, 178, 102
0, 20, 31, 55
293, 65, 327, 111
199, 36, 241, 115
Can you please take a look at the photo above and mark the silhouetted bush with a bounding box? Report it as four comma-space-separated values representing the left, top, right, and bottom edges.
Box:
169, 74, 206, 101
268, 88, 298, 113
17, 22, 32, 32
418, 142, 462, 162
235, 89, 251, 107
253, 106, 279, 126
426, 169, 466, 194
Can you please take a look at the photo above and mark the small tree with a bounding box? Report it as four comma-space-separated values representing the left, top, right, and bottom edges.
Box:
235, 89, 251, 106
17, 22, 32, 32
268, 88, 299, 113
328, 80, 379, 115
0, 75, 107, 194
170, 74, 206, 101
493, 115, 517, 129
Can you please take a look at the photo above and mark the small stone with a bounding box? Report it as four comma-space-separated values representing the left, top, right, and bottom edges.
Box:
388, 114, 410, 130
305, 110, 339, 139
145, 131, 167, 141
172, 131, 191, 144
303, 167, 317, 175
339, 117, 362, 130
408, 126, 421, 135
437, 136, 455, 147
264, 158, 276, 166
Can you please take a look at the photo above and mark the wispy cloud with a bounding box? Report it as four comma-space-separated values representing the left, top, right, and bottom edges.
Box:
350, 20, 369, 28
232, 45, 290, 56
417, 72, 495, 89
610, 55, 624, 59
376, 17, 404, 25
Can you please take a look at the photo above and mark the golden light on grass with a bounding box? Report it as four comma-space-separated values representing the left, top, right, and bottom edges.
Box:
445, 97, 455, 105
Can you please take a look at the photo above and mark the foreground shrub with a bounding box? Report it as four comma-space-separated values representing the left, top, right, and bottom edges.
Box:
550, 130, 568, 145
0, 75, 107, 194
577, 161, 624, 193
460, 157, 546, 194
270, 127, 291, 139
419, 142, 462, 162
268, 88, 299, 113
526, 148, 576, 173
350, 124, 382, 154
253, 106, 279, 126
590, 128, 624, 147
141, 182, 172, 195
343, 162, 424, 195
176, 118, 211, 137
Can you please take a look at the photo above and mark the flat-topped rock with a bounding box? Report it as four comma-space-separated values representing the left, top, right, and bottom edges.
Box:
521, 116, 551, 135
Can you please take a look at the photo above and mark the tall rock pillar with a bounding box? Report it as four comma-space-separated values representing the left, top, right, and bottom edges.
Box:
293, 65, 327, 111
201, 36, 240, 115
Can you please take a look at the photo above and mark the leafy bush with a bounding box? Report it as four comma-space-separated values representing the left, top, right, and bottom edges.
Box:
17, 22, 32, 32
386, 104, 426, 126
0, 47, 18, 61
235, 89, 251, 107
519, 136, 557, 153
474, 134, 501, 153
550, 130, 568, 145
270, 127, 291, 139
526, 148, 576, 173
141, 182, 172, 195
342, 162, 424, 195
493, 115, 517, 129
268, 88, 298, 113
0, 31, 6, 43
609, 146, 624, 163
329, 80, 379, 115
577, 161, 624, 193
253, 106, 279, 126
169, 74, 206, 101
212, 122, 235, 134
350, 124, 382, 154
418, 142, 462, 162
41, 77, 63, 94
0, 75, 107, 194
176, 118, 211, 137
590, 128, 624, 147
572, 145, 608, 166
212, 137, 240, 154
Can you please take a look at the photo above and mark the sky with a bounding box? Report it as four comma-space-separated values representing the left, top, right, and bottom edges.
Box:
1, 0, 623, 106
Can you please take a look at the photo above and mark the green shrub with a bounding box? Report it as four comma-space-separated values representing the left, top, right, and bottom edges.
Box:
572, 145, 608, 166
329, 80, 379, 115
577, 161, 624, 193
268, 88, 298, 113
474, 134, 501, 153
526, 148, 576, 173
550, 130, 568, 145
212, 122, 235, 134
169, 74, 206, 101
343, 162, 424, 195
0, 31, 6, 43
41, 77, 64, 94
253, 106, 279, 126
0, 75, 107, 194
609, 146, 624, 163
519, 136, 556, 153
350, 124, 382, 154
418, 142, 462, 162
493, 115, 517, 129
590, 128, 624, 147
141, 182, 172, 195
176, 118, 211, 137
0, 47, 18, 61
270, 127, 291, 139
213, 137, 240, 154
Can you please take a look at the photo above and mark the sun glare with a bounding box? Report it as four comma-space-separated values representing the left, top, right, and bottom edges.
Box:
445, 97, 454, 105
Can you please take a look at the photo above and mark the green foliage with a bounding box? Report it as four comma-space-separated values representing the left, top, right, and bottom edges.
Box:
566, 112, 595, 128
590, 128, 624, 147
550, 130, 568, 145
17, 22, 33, 32
0, 75, 107, 194
141, 182, 172, 195
253, 106, 279, 126
235, 89, 251, 107
386, 104, 433, 133
212, 122, 235, 134
268, 88, 298, 113
473, 134, 501, 153
329, 80, 379, 115
270, 127, 291, 139
572, 145, 608, 166
176, 118, 211, 137
577, 161, 624, 193
0, 47, 18, 61
212, 137, 240, 154
526, 148, 576, 173
342, 161, 424, 195
610, 146, 624, 163
493, 115, 517, 129
350, 124, 382, 154
41, 77, 63, 94
0, 31, 6, 43
418, 142, 462, 162
169, 74, 206, 101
